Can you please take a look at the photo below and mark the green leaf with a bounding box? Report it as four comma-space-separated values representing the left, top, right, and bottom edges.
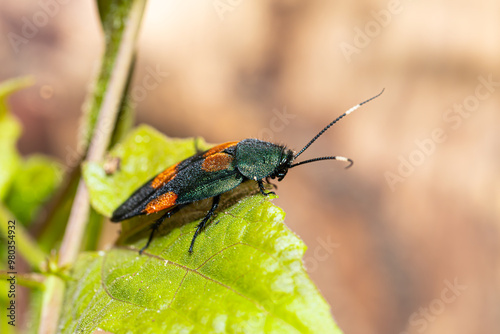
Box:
0, 78, 52, 269
59, 194, 340, 333
0, 114, 21, 200
0, 77, 33, 200
77, 125, 341, 333
83, 124, 210, 218
4, 155, 62, 224
0, 77, 63, 225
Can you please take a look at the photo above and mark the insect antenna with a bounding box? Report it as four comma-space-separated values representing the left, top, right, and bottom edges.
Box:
290, 89, 384, 169
290, 156, 353, 169
293, 88, 384, 161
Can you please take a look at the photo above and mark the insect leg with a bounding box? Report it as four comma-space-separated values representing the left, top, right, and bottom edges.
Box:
265, 177, 278, 190
189, 195, 220, 253
139, 205, 184, 254
258, 180, 276, 196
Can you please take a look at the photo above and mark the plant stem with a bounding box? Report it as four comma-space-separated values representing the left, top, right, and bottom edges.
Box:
58, 0, 147, 268
38, 1, 147, 333
0, 271, 45, 289
0, 205, 47, 271
38, 275, 65, 334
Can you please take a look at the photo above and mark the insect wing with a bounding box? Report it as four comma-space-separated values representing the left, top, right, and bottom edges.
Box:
111, 142, 239, 222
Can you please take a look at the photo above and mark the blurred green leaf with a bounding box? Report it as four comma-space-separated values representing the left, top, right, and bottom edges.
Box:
0, 77, 56, 270
0, 114, 21, 200
0, 77, 33, 199
0, 79, 63, 225
4, 156, 62, 224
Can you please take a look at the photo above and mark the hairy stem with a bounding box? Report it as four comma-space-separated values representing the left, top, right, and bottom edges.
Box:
38, 1, 147, 333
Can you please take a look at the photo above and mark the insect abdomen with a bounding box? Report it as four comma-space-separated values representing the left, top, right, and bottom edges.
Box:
110, 182, 156, 222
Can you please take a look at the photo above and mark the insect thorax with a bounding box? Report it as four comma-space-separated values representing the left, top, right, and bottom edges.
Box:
235, 139, 293, 181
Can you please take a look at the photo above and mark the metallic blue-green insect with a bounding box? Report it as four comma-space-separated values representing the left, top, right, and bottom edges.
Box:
111, 90, 384, 253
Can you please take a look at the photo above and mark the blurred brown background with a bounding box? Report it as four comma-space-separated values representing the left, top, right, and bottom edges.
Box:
1, 0, 499, 333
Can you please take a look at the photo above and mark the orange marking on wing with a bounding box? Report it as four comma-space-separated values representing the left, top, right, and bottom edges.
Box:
203, 141, 238, 157
151, 164, 178, 189
201, 153, 234, 172
144, 191, 178, 214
